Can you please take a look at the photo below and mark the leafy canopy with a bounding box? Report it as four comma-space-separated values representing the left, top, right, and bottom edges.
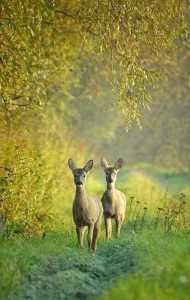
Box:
0, 0, 187, 129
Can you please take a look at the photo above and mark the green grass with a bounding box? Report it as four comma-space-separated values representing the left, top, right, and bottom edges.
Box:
0, 164, 190, 300
128, 163, 190, 192
0, 221, 135, 300
99, 231, 190, 300
1, 222, 190, 300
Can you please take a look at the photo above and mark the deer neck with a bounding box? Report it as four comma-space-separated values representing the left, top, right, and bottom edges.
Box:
106, 183, 115, 198
75, 185, 88, 207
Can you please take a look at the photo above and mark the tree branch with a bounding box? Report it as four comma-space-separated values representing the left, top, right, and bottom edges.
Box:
0, 166, 13, 173
11, 102, 31, 106
12, 95, 23, 100
54, 9, 76, 20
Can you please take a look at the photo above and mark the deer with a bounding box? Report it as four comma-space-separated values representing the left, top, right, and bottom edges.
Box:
68, 158, 103, 251
100, 158, 126, 240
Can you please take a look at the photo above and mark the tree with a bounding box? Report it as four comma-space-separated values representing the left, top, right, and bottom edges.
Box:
0, 0, 187, 132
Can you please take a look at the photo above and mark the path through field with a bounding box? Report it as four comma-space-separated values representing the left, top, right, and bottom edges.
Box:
3, 219, 190, 300
10, 230, 136, 300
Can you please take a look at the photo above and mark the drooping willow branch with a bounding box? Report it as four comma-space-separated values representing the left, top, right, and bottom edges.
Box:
0, 166, 13, 173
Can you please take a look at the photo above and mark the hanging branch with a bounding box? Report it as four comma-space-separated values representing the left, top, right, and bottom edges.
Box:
0, 166, 13, 173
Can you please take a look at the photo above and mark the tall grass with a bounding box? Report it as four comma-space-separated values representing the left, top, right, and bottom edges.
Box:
125, 191, 190, 234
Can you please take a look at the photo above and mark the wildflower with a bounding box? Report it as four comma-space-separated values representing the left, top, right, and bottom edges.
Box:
178, 276, 189, 284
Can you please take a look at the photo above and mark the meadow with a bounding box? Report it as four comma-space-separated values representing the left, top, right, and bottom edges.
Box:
0, 164, 190, 300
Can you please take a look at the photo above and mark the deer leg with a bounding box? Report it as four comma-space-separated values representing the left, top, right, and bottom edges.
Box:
76, 226, 85, 248
115, 218, 121, 237
92, 220, 101, 251
87, 224, 94, 251
105, 217, 112, 240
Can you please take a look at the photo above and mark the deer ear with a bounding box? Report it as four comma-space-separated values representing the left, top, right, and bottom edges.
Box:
114, 158, 123, 171
101, 157, 109, 170
68, 158, 77, 171
84, 160, 93, 172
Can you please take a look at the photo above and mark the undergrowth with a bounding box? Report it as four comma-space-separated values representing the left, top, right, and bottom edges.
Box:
0, 143, 53, 237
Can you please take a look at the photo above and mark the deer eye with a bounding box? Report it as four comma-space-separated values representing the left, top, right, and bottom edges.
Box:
83, 174, 86, 178
74, 174, 77, 178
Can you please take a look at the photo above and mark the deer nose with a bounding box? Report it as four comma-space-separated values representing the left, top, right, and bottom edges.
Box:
108, 179, 113, 183
77, 181, 83, 186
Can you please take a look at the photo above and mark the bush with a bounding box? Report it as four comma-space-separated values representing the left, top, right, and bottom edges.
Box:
0, 143, 53, 237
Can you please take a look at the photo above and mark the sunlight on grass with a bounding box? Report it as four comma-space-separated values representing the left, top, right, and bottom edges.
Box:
100, 233, 190, 300
120, 171, 165, 204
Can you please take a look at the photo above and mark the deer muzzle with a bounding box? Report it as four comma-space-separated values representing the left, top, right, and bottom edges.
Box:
77, 181, 83, 186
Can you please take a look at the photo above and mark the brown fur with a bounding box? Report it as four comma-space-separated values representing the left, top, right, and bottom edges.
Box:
68, 159, 103, 251
101, 158, 126, 240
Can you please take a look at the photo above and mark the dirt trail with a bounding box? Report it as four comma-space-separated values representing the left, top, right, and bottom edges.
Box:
10, 237, 136, 300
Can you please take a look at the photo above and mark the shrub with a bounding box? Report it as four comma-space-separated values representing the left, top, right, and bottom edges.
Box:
0, 143, 53, 237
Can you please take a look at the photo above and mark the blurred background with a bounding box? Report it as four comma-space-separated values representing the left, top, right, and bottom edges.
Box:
1, 32, 190, 218
0, 0, 189, 236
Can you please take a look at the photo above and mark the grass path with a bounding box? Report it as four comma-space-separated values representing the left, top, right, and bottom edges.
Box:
11, 242, 135, 300
7, 225, 136, 300
1, 220, 189, 300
